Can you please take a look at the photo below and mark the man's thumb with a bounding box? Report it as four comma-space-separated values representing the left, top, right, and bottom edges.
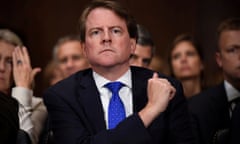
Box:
152, 72, 158, 78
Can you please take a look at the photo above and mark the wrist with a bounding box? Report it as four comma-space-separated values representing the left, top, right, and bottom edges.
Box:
138, 105, 161, 127
15, 83, 31, 89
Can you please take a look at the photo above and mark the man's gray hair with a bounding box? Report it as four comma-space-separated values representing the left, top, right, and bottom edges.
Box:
52, 35, 81, 62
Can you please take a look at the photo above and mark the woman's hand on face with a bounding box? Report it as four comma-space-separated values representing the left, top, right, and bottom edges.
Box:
12, 46, 41, 89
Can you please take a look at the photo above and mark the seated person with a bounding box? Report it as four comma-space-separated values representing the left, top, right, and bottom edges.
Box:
130, 24, 155, 68
44, 1, 194, 144
52, 35, 90, 78
0, 29, 47, 144
169, 34, 205, 98
188, 18, 240, 144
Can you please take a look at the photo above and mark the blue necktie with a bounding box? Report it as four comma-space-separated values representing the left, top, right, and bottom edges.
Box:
105, 82, 125, 129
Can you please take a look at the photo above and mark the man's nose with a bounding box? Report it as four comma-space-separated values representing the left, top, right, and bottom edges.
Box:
102, 30, 112, 43
66, 59, 74, 68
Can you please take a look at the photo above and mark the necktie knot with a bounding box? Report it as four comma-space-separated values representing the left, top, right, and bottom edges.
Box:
105, 81, 124, 94
230, 97, 240, 106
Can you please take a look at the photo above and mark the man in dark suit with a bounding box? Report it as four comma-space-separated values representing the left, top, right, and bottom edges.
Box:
188, 18, 240, 144
43, 1, 194, 144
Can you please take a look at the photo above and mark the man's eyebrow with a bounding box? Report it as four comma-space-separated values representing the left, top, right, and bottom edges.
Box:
231, 45, 240, 48
88, 27, 102, 31
109, 26, 122, 29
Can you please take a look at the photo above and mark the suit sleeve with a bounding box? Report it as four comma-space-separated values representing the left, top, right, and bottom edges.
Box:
168, 80, 195, 144
44, 88, 151, 144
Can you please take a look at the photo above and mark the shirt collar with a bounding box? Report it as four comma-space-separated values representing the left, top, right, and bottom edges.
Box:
224, 80, 240, 102
93, 69, 132, 90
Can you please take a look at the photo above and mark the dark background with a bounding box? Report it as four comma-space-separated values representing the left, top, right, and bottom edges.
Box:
1, 0, 240, 96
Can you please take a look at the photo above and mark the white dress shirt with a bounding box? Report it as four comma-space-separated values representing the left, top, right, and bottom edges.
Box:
224, 80, 240, 117
93, 69, 133, 129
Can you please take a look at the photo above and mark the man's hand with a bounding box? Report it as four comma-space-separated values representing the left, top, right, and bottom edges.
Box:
139, 72, 176, 127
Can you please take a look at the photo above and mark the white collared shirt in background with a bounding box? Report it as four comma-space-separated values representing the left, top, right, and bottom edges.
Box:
224, 80, 240, 117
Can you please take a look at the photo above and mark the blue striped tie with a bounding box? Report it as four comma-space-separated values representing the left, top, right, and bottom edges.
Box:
105, 82, 125, 129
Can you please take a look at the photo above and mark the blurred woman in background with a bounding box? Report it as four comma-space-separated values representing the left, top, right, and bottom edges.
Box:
169, 34, 205, 98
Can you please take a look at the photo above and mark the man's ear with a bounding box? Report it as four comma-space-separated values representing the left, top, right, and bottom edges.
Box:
81, 42, 87, 57
130, 38, 136, 54
215, 52, 223, 68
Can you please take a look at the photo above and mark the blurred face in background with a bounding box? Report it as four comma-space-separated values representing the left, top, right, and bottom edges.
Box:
130, 44, 152, 68
171, 41, 203, 80
56, 41, 90, 78
0, 41, 14, 94
216, 30, 240, 84
49, 66, 63, 86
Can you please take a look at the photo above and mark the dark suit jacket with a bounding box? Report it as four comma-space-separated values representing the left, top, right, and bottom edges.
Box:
0, 91, 19, 144
43, 66, 194, 144
229, 103, 240, 144
188, 83, 230, 144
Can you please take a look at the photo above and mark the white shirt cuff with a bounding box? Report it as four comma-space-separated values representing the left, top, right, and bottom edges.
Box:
12, 87, 33, 106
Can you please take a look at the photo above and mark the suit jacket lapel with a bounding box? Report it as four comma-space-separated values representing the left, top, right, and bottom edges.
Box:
131, 67, 149, 112
76, 70, 106, 132
216, 83, 231, 124
75, 67, 153, 133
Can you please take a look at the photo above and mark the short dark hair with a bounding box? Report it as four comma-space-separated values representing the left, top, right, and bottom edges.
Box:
217, 18, 240, 51
217, 18, 240, 38
79, 0, 137, 42
136, 24, 155, 57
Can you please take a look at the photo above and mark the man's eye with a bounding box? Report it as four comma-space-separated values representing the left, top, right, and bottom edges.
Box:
113, 29, 120, 33
72, 55, 81, 61
59, 58, 67, 64
143, 59, 151, 65
227, 48, 236, 53
112, 28, 122, 35
226, 46, 240, 54
91, 30, 100, 36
